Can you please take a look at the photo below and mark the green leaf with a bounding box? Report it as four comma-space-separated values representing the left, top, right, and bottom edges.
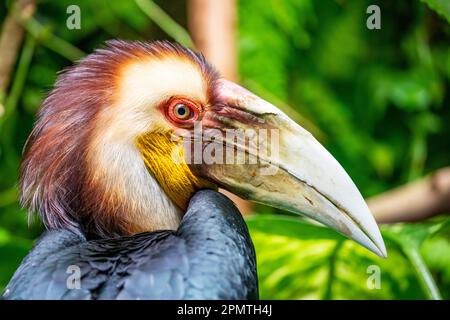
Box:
247, 215, 345, 241
247, 215, 450, 299
421, 0, 450, 23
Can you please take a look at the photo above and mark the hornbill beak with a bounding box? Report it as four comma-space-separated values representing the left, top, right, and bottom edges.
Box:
188, 79, 387, 258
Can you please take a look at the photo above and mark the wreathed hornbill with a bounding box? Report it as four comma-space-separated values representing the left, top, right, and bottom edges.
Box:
2, 41, 386, 300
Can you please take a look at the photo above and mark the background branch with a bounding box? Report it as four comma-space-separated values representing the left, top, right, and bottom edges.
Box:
0, 0, 35, 105
368, 167, 450, 223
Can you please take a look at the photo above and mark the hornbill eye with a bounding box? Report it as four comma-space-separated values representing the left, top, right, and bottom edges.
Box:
166, 98, 200, 126
174, 104, 189, 119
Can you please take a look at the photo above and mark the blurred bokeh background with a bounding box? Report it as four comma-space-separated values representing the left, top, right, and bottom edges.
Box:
0, 0, 449, 299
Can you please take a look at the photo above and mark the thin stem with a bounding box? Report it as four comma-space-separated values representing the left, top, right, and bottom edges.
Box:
1, 33, 35, 125
23, 18, 85, 61
134, 0, 194, 48
403, 246, 442, 300
322, 241, 343, 299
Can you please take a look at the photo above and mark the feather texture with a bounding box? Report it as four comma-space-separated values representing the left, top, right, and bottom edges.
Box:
3, 190, 258, 300
20, 40, 218, 237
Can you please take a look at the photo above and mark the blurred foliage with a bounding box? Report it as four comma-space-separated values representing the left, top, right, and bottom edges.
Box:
421, 0, 450, 23
248, 215, 449, 299
238, 0, 449, 299
0, 0, 449, 299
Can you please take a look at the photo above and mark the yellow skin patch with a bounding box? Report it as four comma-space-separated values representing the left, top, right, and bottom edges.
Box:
136, 131, 214, 210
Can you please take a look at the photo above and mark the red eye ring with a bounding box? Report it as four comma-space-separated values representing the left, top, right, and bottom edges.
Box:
166, 98, 201, 127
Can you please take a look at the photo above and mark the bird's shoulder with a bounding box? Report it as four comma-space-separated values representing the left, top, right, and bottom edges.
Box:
3, 190, 257, 300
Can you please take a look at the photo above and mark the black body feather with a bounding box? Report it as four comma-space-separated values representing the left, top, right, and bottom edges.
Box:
3, 190, 258, 300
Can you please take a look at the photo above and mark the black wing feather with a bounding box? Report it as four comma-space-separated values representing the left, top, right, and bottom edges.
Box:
3, 190, 258, 300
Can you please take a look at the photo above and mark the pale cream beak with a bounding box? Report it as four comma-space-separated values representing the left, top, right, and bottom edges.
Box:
193, 79, 387, 258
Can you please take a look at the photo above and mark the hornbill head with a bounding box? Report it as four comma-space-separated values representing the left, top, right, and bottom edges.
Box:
21, 41, 386, 258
